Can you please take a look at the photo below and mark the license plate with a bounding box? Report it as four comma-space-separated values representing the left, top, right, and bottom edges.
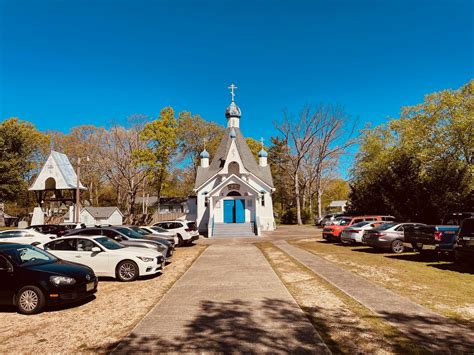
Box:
463, 237, 472, 240
86, 282, 94, 292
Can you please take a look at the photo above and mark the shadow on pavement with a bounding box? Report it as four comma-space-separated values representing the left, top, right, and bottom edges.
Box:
95, 298, 327, 354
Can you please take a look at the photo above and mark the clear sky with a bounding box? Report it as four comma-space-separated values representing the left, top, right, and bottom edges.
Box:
1, 0, 472, 176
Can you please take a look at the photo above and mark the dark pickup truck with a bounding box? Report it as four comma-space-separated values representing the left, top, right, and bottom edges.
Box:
404, 212, 474, 253
454, 218, 474, 265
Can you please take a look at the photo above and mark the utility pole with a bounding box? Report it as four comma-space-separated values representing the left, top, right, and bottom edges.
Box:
75, 157, 81, 223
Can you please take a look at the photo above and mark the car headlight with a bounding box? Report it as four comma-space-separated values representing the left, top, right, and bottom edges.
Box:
136, 256, 154, 262
50, 276, 76, 286
156, 244, 166, 252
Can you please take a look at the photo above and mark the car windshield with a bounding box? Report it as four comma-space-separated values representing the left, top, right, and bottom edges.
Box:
128, 226, 148, 235
337, 218, 352, 226
372, 223, 396, 231
351, 222, 370, 228
94, 237, 125, 250
3, 245, 57, 266
151, 226, 168, 233
115, 227, 144, 239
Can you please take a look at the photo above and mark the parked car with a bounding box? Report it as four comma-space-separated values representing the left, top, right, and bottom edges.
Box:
403, 225, 459, 254
63, 226, 169, 259
0, 229, 56, 246
340, 221, 386, 244
139, 226, 178, 244
41, 236, 165, 281
0, 243, 97, 314
323, 216, 395, 242
27, 224, 71, 237
454, 217, 474, 265
403, 212, 474, 254
318, 213, 346, 227
124, 226, 175, 259
362, 223, 426, 253
153, 220, 199, 246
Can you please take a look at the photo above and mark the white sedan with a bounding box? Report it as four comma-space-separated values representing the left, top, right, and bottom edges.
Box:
340, 221, 385, 244
0, 229, 56, 245
40, 235, 165, 282
140, 226, 178, 244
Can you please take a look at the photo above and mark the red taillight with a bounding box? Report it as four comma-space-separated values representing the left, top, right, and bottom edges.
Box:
372, 232, 383, 237
434, 231, 443, 241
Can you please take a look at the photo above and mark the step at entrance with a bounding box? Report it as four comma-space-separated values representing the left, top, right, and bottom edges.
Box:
213, 222, 257, 237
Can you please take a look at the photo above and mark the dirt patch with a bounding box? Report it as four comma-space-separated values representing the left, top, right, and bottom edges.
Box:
258, 242, 424, 354
0, 245, 206, 353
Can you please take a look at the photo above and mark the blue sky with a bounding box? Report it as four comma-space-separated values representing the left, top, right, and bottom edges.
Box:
1, 0, 472, 176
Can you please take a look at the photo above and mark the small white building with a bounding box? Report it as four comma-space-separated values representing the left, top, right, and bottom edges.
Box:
80, 207, 123, 226
193, 85, 276, 237
328, 200, 348, 213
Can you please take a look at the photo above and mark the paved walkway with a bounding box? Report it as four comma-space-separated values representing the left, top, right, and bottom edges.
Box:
114, 244, 329, 354
275, 241, 474, 353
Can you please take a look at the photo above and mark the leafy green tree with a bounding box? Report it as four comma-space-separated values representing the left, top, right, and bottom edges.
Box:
176, 111, 224, 173
349, 80, 474, 223
0, 118, 49, 202
136, 107, 179, 211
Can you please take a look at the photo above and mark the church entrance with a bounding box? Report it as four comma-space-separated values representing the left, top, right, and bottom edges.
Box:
223, 199, 245, 223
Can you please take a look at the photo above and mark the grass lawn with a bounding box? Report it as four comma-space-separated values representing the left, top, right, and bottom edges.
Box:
0, 244, 207, 353
257, 242, 426, 354
291, 237, 474, 326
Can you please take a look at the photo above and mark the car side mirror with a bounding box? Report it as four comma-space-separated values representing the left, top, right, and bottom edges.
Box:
91, 247, 102, 253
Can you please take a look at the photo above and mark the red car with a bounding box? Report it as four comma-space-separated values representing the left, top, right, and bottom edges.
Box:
323, 215, 395, 242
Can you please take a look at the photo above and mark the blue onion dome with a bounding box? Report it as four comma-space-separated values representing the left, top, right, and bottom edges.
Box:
225, 101, 241, 118
200, 149, 210, 158
230, 128, 237, 138
258, 148, 268, 157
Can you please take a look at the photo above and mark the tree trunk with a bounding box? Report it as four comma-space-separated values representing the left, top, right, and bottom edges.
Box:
317, 185, 323, 220
0, 203, 5, 227
295, 171, 302, 225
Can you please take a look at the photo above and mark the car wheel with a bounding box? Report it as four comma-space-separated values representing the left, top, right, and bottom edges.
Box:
116, 260, 139, 282
411, 242, 423, 252
16, 286, 45, 315
177, 234, 184, 246
391, 240, 405, 254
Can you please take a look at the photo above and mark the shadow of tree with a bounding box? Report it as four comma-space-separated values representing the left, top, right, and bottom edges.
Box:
94, 298, 328, 354
427, 262, 474, 275
373, 309, 474, 352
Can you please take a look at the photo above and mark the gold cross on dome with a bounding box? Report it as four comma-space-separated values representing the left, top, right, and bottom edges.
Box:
228, 83, 238, 102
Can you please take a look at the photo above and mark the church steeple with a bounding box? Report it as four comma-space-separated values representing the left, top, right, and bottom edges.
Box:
225, 83, 241, 128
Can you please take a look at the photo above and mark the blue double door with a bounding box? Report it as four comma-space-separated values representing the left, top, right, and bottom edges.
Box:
223, 199, 245, 223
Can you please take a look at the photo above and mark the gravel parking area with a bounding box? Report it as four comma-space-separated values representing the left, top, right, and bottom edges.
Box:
0, 245, 206, 353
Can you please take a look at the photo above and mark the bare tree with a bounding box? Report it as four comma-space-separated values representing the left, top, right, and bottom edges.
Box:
278, 104, 355, 224
277, 106, 326, 224
101, 124, 148, 222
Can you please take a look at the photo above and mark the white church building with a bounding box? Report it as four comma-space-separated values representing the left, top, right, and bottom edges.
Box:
193, 85, 276, 237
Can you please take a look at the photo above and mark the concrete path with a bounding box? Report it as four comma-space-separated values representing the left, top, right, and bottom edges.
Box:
275, 241, 474, 353
114, 244, 329, 354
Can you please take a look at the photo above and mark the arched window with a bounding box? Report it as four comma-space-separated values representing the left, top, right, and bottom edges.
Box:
228, 161, 240, 175
45, 177, 56, 190
227, 191, 242, 196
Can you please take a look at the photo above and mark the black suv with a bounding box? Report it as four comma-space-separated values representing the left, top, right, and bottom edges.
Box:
454, 218, 474, 265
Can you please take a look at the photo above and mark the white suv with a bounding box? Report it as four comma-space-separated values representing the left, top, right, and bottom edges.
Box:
153, 220, 199, 246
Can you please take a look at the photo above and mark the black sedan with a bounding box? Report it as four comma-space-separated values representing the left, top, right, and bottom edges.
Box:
0, 243, 97, 314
